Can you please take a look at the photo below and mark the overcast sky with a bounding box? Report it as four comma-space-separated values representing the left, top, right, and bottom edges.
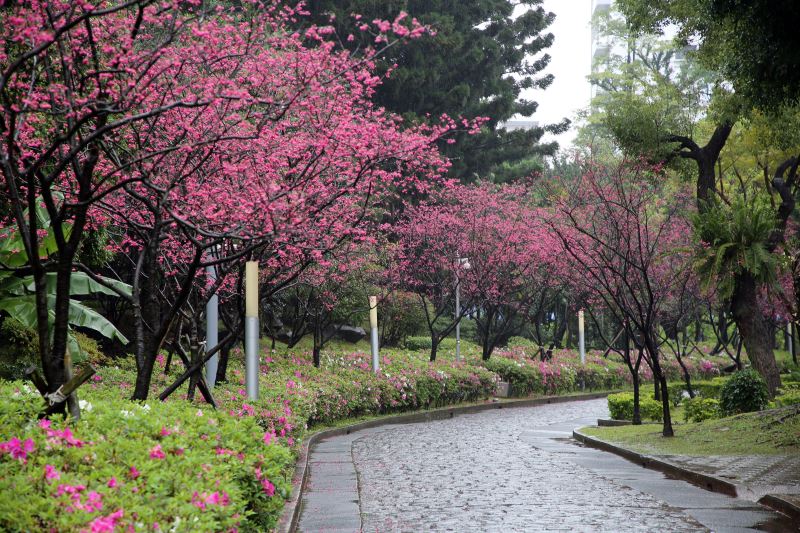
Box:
517, 0, 593, 150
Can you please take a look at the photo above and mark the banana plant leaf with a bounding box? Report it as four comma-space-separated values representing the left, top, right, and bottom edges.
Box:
0, 294, 128, 344
27, 272, 132, 298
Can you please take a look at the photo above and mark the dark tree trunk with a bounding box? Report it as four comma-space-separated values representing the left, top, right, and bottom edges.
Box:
429, 333, 439, 362
675, 334, 695, 399
653, 376, 661, 402
694, 318, 704, 343
553, 301, 568, 349
730, 272, 782, 396
658, 374, 673, 436
645, 339, 673, 437
312, 320, 321, 368
187, 321, 200, 402
215, 336, 231, 383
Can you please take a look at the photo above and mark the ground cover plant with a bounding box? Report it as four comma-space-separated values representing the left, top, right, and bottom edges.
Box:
0, 381, 292, 532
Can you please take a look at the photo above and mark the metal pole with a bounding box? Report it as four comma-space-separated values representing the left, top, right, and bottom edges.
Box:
245, 261, 259, 400
455, 277, 461, 362
578, 309, 586, 391
788, 322, 793, 355
205, 264, 219, 388
369, 296, 379, 373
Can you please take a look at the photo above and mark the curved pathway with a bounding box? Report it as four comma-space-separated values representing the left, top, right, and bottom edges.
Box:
297, 398, 794, 532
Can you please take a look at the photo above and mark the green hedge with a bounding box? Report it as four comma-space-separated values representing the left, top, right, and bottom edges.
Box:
667, 376, 730, 406
683, 397, 720, 422
607, 392, 662, 421
772, 390, 800, 408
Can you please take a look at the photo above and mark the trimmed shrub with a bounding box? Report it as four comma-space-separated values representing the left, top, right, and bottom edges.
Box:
403, 336, 432, 352
607, 392, 662, 421
683, 397, 720, 422
719, 369, 769, 415
506, 337, 539, 350
772, 390, 800, 408
669, 376, 730, 405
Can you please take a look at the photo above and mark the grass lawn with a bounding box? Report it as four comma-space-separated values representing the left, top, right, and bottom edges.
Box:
582, 406, 800, 456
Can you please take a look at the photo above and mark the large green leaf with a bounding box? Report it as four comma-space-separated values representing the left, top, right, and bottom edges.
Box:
26, 272, 132, 298
63, 298, 129, 344
0, 294, 128, 344
0, 275, 28, 297
0, 295, 39, 328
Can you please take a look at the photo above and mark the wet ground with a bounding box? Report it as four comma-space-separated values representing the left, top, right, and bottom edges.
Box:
297, 398, 796, 532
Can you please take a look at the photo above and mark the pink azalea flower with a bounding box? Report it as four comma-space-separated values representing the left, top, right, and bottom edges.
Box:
0, 437, 35, 463
45, 464, 60, 481
260, 478, 275, 497
128, 466, 140, 479
86, 508, 123, 532
149, 445, 165, 459
107, 477, 118, 489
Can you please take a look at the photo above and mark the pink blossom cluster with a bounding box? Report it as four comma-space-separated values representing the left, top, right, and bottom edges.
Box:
0, 437, 35, 463
192, 490, 231, 510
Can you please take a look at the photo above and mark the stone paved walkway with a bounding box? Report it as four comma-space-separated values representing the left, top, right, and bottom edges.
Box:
297, 399, 796, 532
663, 454, 800, 501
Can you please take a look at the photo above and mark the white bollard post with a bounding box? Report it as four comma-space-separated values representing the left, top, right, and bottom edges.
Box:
245, 261, 259, 400
205, 264, 219, 388
370, 296, 379, 373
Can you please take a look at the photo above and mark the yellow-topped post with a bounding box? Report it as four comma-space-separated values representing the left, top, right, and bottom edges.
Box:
245, 261, 259, 400
369, 296, 379, 372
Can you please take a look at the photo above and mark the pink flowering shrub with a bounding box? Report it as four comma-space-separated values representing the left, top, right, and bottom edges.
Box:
0, 382, 291, 532
484, 345, 726, 397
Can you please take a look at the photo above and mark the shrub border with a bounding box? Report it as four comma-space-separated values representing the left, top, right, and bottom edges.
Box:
277, 391, 614, 533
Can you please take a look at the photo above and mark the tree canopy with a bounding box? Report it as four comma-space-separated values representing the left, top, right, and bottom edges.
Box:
616, 0, 800, 111
302, 0, 568, 181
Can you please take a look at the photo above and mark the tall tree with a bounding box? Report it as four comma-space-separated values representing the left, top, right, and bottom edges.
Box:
547, 161, 694, 437
302, 0, 568, 181
617, 0, 800, 111
579, 4, 800, 396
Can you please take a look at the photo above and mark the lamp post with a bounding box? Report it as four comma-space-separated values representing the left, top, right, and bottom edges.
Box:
455, 256, 471, 362
244, 261, 259, 400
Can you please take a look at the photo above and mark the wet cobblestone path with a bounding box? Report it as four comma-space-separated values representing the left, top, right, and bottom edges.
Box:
298, 399, 794, 532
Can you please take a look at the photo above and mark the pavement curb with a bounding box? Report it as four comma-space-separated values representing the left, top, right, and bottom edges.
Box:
572, 429, 738, 497
276, 391, 614, 533
757, 494, 800, 523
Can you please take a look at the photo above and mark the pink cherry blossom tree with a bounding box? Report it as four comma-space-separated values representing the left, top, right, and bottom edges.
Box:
391, 183, 553, 361
546, 160, 694, 437
0, 0, 454, 403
